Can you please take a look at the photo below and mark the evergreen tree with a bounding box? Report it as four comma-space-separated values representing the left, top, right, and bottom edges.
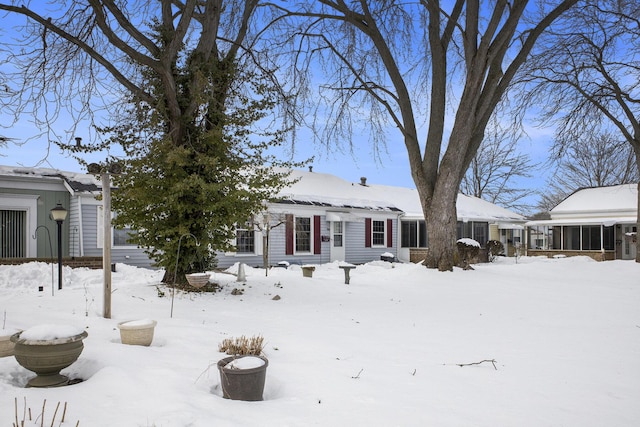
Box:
109, 61, 299, 283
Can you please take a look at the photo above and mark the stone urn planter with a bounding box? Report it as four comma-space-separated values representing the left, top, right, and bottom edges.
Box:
217, 355, 269, 401
185, 273, 210, 288
117, 319, 157, 346
0, 328, 21, 358
11, 325, 88, 388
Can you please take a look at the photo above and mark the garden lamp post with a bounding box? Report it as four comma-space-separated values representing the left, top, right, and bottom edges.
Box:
50, 203, 67, 290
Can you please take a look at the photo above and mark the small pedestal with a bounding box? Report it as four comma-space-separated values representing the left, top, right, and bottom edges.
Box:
301, 266, 315, 278
339, 265, 356, 284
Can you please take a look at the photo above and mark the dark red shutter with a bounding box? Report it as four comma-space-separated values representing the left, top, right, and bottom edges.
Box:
285, 214, 294, 255
314, 215, 321, 254
387, 219, 393, 248
365, 218, 372, 247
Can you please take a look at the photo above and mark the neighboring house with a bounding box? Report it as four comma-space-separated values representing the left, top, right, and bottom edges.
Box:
525, 184, 638, 261
0, 165, 149, 267
217, 169, 526, 267
1, 165, 526, 269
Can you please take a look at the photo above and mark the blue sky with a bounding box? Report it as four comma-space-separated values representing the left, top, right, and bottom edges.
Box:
0, 1, 557, 213
0, 113, 554, 206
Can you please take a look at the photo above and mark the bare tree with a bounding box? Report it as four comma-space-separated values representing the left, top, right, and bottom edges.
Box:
536, 132, 639, 211
0, 1, 268, 150
521, 0, 640, 261
267, 0, 578, 270
249, 211, 287, 276
460, 116, 536, 214
0, 1, 299, 280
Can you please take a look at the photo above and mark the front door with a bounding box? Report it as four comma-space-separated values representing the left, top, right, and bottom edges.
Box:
330, 221, 345, 262
622, 225, 637, 260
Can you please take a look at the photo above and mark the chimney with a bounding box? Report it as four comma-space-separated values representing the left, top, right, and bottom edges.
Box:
360, 177, 367, 186
75, 137, 82, 147
309, 166, 313, 172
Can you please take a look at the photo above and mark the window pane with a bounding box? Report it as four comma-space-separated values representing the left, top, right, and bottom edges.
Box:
419, 221, 428, 248
603, 226, 614, 250
473, 222, 487, 247
564, 226, 580, 250
401, 221, 418, 248
372, 220, 385, 246
0, 210, 25, 257
333, 222, 343, 247
114, 228, 136, 246
296, 217, 311, 252
236, 229, 254, 253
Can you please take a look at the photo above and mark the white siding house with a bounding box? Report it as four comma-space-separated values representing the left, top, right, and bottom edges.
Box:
525, 184, 638, 260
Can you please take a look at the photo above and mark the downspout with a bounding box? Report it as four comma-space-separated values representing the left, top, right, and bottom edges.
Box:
600, 224, 605, 260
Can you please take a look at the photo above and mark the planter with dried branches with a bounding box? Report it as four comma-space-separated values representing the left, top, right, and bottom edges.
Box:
217, 335, 268, 401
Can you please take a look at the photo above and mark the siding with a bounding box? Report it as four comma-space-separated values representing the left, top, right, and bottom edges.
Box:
345, 218, 398, 264
81, 204, 153, 268
214, 214, 332, 269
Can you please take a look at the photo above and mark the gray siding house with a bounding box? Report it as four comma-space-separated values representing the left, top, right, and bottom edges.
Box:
1, 165, 525, 270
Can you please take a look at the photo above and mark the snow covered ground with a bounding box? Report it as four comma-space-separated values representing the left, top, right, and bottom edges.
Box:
1, 256, 639, 426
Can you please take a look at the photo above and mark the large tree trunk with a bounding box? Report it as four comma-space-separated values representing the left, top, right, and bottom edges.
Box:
424, 185, 459, 271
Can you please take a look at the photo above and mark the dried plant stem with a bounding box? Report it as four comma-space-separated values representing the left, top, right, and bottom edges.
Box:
40, 399, 45, 427
50, 401, 60, 427
61, 402, 68, 423
218, 335, 265, 356
14, 397, 18, 427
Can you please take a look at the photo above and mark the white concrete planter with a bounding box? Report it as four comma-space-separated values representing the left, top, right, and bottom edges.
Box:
185, 273, 210, 288
117, 319, 157, 346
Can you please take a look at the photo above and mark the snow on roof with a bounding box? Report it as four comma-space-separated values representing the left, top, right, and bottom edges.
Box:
277, 169, 525, 223
276, 170, 401, 212
0, 165, 100, 192
552, 184, 638, 215
0, 165, 525, 223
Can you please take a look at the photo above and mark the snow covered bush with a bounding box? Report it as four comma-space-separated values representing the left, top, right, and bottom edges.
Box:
456, 238, 480, 270
487, 240, 504, 262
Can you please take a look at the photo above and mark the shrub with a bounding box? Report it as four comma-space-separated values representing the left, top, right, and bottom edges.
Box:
487, 240, 504, 262
456, 239, 480, 270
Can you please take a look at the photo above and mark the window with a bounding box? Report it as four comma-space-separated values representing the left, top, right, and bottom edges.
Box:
581, 225, 601, 250
473, 222, 487, 247
372, 220, 385, 246
563, 226, 580, 250
333, 222, 343, 247
457, 221, 487, 247
97, 206, 136, 248
0, 210, 26, 257
113, 227, 137, 247
401, 221, 417, 248
295, 217, 311, 252
236, 224, 255, 254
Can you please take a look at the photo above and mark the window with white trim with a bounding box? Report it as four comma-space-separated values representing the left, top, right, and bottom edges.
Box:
372, 220, 385, 246
295, 216, 311, 252
236, 222, 255, 254
333, 221, 343, 247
